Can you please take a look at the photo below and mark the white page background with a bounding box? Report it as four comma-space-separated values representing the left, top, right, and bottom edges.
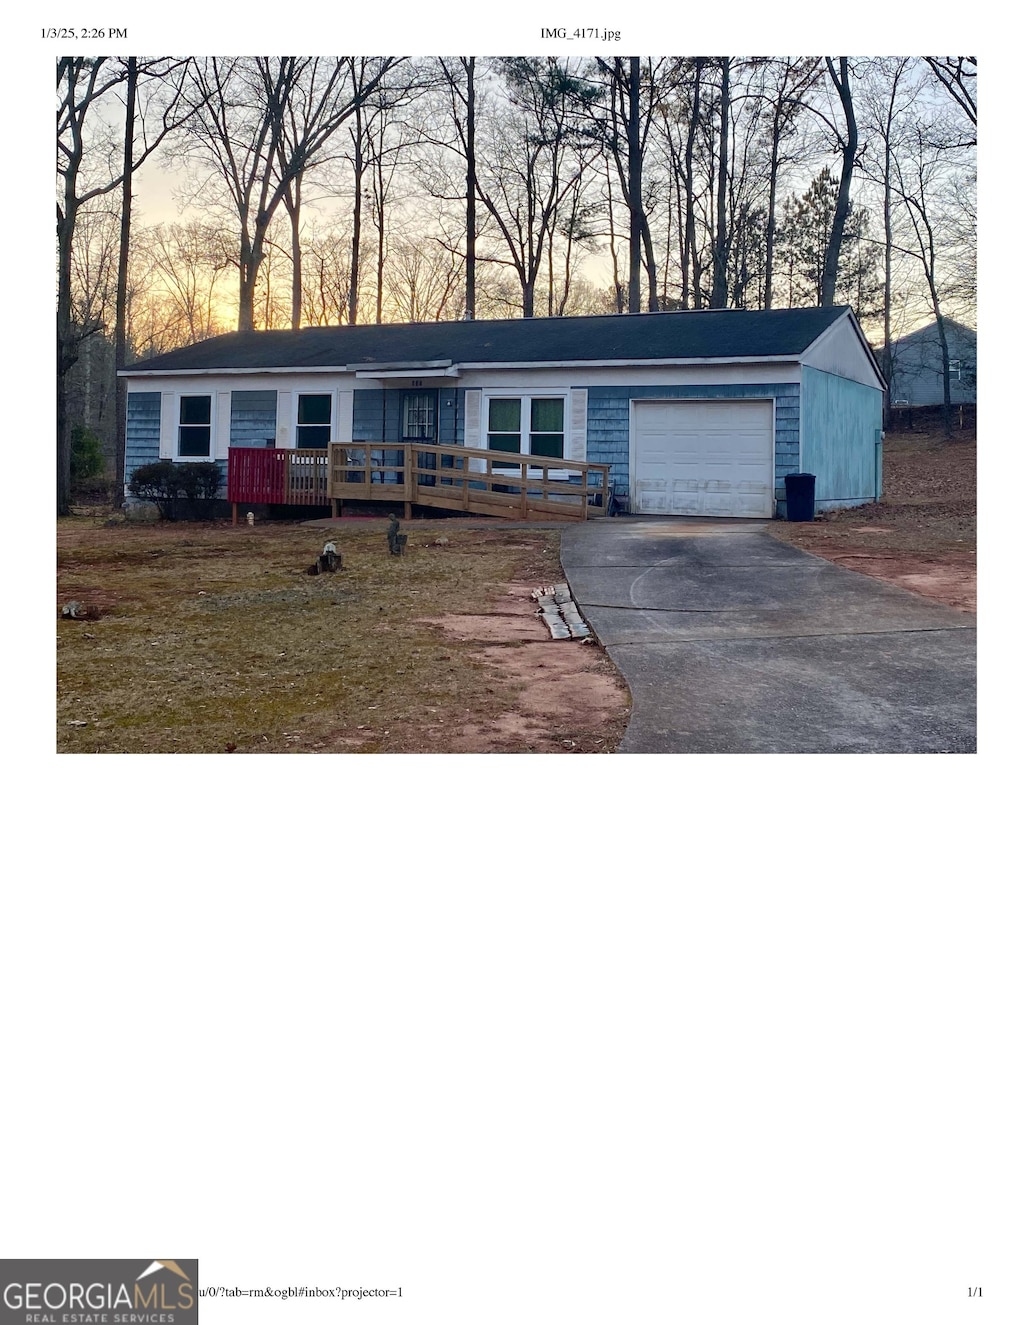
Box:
8, 11, 1018, 1325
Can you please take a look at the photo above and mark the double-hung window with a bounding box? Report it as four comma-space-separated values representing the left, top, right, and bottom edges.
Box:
178, 395, 212, 457
296, 394, 332, 448
486, 396, 564, 462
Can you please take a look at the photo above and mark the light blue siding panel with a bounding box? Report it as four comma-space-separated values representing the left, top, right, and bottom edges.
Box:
801, 366, 883, 511
125, 392, 161, 484
230, 390, 277, 447
353, 389, 384, 440
440, 389, 461, 445
125, 393, 228, 497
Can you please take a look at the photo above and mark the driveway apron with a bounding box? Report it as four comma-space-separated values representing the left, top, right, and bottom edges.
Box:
560, 518, 976, 753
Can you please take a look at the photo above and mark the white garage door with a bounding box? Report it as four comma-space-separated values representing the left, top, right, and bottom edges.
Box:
633, 399, 775, 517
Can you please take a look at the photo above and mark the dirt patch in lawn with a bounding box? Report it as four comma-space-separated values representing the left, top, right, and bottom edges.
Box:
768, 426, 976, 613
422, 589, 627, 752
57, 515, 630, 754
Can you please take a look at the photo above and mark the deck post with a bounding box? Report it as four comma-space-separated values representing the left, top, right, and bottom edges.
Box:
232, 501, 238, 526
404, 443, 413, 522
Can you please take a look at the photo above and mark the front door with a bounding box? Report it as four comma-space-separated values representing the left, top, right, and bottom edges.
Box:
401, 389, 439, 486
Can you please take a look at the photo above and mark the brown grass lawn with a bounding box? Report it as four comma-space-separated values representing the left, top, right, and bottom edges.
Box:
57, 516, 631, 754
767, 426, 976, 613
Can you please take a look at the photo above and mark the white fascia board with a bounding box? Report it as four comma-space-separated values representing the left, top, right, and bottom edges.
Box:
120, 366, 355, 377
450, 355, 802, 371
121, 355, 801, 379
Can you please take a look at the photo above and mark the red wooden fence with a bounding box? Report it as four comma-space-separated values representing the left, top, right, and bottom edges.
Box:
228, 448, 287, 503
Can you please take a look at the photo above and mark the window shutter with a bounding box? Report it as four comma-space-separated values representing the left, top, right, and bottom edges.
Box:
568, 389, 588, 462
336, 389, 354, 443
214, 391, 231, 459
464, 389, 483, 447
276, 390, 292, 447
159, 392, 175, 458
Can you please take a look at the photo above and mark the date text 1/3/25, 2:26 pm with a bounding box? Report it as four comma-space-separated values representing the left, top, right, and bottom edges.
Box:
44, 27, 128, 37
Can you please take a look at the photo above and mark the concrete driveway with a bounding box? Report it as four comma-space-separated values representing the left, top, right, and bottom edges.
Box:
560, 518, 976, 753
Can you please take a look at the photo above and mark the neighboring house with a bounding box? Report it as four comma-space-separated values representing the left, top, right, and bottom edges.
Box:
120, 305, 885, 519
886, 318, 977, 408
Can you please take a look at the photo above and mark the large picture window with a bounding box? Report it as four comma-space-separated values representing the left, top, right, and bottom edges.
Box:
178, 395, 212, 457
296, 394, 332, 448
486, 396, 564, 459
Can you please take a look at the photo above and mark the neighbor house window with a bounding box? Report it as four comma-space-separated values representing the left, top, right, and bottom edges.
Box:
178, 395, 212, 457
296, 394, 332, 448
402, 391, 437, 441
486, 396, 564, 459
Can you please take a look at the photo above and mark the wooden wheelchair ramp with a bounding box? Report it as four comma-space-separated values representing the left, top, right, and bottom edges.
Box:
229, 443, 611, 522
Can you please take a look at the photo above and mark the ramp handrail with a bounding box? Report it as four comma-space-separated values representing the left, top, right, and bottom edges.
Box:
228, 443, 611, 521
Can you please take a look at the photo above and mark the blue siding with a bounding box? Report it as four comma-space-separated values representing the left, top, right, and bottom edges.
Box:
125, 392, 161, 489
124, 392, 228, 499
440, 389, 462, 445
353, 387, 463, 444
801, 367, 882, 511
230, 390, 277, 447
586, 382, 801, 509
352, 389, 384, 441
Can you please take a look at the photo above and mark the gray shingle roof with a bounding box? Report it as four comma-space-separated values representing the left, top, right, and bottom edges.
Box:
123, 305, 851, 374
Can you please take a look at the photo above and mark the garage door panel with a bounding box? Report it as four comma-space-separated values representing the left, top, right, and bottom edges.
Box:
634, 400, 774, 518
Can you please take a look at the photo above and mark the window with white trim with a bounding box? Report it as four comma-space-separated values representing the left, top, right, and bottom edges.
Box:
296, 393, 332, 448
486, 396, 564, 459
178, 395, 212, 457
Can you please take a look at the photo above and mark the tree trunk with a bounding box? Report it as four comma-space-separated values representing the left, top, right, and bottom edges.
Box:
881, 152, 893, 428
349, 103, 364, 325
640, 212, 659, 312
286, 175, 302, 330
374, 147, 386, 325
822, 57, 857, 307
605, 160, 623, 313
113, 57, 137, 507
465, 57, 476, 320
237, 251, 258, 333
765, 106, 782, 310
711, 58, 730, 309
57, 196, 78, 517
683, 59, 702, 309
934, 311, 953, 439
626, 57, 642, 314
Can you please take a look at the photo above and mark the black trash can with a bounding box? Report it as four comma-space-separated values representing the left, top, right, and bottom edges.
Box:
784, 472, 816, 522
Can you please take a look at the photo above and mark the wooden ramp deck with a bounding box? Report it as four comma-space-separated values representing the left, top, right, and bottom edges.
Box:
228, 443, 611, 522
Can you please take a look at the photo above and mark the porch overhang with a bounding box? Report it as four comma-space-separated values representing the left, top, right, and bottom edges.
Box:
348, 359, 460, 380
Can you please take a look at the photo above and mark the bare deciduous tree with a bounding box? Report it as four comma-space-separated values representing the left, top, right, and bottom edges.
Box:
58, 56, 194, 515
177, 57, 402, 333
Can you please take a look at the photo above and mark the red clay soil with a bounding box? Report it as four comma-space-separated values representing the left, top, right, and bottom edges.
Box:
768, 426, 976, 614
418, 581, 629, 753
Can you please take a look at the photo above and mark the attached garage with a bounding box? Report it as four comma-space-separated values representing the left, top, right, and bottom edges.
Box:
632, 399, 774, 517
